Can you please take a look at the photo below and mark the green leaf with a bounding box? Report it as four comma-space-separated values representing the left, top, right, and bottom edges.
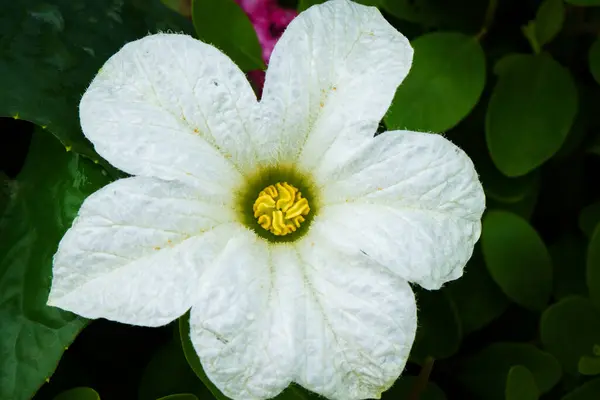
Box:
458, 343, 561, 400
562, 378, 600, 400
534, 0, 565, 47
445, 245, 509, 334
53, 387, 100, 400
549, 234, 588, 300
179, 313, 317, 400
384, 32, 485, 133
0, 0, 193, 164
0, 131, 111, 398
138, 338, 214, 400
579, 202, 600, 237
157, 394, 199, 400
384, 376, 446, 400
541, 296, 600, 375
486, 53, 578, 177
192, 0, 265, 71
506, 366, 539, 400
590, 38, 600, 85
587, 224, 600, 308
410, 290, 461, 363
481, 211, 553, 311
579, 354, 600, 375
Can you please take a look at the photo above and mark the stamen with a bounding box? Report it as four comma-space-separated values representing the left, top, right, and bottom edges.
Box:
253, 182, 310, 236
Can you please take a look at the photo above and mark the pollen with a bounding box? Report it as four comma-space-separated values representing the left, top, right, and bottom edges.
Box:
253, 182, 310, 236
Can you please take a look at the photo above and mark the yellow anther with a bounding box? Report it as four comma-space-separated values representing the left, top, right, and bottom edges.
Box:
253, 181, 310, 236
257, 214, 271, 230
253, 194, 276, 216
275, 182, 296, 212
291, 215, 305, 228
286, 196, 309, 219
264, 185, 277, 198
272, 210, 287, 235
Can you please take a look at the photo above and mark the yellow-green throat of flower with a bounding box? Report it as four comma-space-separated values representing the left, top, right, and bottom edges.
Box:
236, 165, 318, 243
253, 182, 310, 236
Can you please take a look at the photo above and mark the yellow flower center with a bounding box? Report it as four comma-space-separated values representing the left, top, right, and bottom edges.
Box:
252, 182, 310, 236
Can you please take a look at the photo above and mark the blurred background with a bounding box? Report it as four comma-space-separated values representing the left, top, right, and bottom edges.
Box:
1, 0, 600, 399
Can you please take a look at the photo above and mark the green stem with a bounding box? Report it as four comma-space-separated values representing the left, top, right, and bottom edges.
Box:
476, 0, 499, 40
522, 23, 541, 54
408, 357, 435, 400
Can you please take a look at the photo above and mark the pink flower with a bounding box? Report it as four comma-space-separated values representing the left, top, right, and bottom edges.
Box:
236, 0, 297, 64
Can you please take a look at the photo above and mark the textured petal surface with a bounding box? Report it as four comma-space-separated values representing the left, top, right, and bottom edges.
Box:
80, 33, 259, 194
288, 233, 417, 400
256, 0, 412, 171
48, 176, 239, 326
314, 130, 485, 290
189, 232, 298, 400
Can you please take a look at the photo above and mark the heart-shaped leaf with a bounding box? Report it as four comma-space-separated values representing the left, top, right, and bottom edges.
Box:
486, 53, 577, 176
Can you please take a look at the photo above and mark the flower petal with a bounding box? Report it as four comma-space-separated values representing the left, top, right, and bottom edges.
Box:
256, 0, 412, 170
314, 130, 485, 290
48, 176, 238, 326
188, 232, 298, 400
80, 33, 259, 194
288, 233, 417, 400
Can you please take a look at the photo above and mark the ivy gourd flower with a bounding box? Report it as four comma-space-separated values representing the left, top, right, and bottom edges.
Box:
47, 1, 485, 399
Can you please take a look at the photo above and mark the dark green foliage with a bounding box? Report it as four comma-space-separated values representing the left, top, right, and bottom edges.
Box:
486, 53, 578, 177
0, 0, 193, 171
482, 211, 553, 311
0, 129, 110, 400
385, 32, 486, 133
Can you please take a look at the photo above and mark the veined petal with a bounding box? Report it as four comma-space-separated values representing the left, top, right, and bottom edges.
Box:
289, 233, 417, 400
256, 0, 412, 170
315, 130, 485, 290
48, 176, 238, 326
80, 33, 259, 194
188, 232, 298, 400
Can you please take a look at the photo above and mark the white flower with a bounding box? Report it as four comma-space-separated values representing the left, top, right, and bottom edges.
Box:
47, 0, 484, 399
